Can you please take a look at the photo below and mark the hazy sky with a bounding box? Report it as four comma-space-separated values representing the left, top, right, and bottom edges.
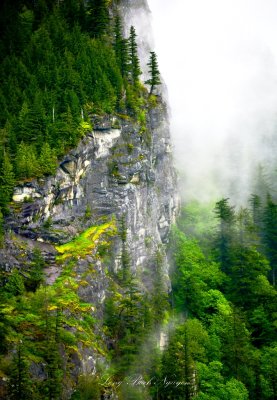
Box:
147, 0, 277, 203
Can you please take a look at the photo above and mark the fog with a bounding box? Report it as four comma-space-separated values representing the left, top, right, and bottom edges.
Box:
147, 0, 277, 203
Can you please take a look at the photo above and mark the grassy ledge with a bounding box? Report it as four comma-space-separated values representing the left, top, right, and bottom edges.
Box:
55, 220, 117, 262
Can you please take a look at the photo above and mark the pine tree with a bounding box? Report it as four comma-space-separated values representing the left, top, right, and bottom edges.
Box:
159, 320, 208, 399
8, 341, 33, 400
128, 26, 141, 86
39, 142, 57, 176
113, 14, 129, 77
119, 215, 131, 283
145, 51, 161, 94
26, 247, 45, 291
113, 14, 122, 58
151, 250, 169, 326
0, 151, 15, 209
87, 0, 110, 38
43, 340, 63, 400
249, 193, 263, 245
0, 207, 4, 248
214, 198, 235, 274
15, 142, 40, 179
263, 195, 277, 286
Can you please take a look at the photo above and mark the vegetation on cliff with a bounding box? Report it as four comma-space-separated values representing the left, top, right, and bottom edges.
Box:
0, 0, 161, 214
1, 1, 276, 400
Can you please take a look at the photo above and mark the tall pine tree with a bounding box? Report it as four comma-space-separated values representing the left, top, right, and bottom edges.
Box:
113, 14, 129, 77
145, 51, 161, 94
128, 26, 141, 86
87, 0, 110, 38
214, 198, 235, 275
263, 195, 277, 286
0, 151, 15, 210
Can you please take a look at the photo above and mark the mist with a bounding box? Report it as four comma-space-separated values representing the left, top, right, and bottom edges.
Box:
147, 0, 277, 204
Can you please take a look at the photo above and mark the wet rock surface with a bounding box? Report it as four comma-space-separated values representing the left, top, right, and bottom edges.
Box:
0, 103, 179, 383
3, 103, 179, 276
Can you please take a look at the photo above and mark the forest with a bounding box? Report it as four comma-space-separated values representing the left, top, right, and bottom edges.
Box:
0, 0, 159, 214
0, 0, 276, 399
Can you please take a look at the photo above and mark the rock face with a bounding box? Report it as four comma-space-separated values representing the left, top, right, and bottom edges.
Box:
4, 101, 178, 277
0, 100, 179, 391
0, 3, 179, 396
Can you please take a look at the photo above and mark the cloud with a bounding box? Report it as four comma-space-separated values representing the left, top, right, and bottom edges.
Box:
147, 0, 277, 203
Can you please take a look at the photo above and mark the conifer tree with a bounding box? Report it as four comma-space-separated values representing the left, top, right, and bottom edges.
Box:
43, 340, 63, 400
151, 250, 169, 326
39, 142, 57, 176
145, 51, 161, 94
249, 193, 263, 243
214, 198, 235, 274
26, 247, 45, 291
15, 143, 40, 179
113, 14, 129, 77
119, 214, 131, 283
87, 0, 110, 38
0, 151, 15, 209
8, 341, 33, 400
113, 14, 122, 57
0, 207, 4, 248
128, 26, 141, 86
263, 195, 277, 286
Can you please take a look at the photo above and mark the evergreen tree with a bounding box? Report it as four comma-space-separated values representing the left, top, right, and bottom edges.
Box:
119, 214, 131, 283
113, 14, 129, 77
128, 26, 141, 86
113, 16, 122, 63
43, 340, 63, 400
39, 142, 57, 176
117, 277, 146, 375
228, 246, 270, 309
263, 195, 277, 286
0, 207, 4, 248
249, 193, 263, 246
214, 198, 235, 274
25, 247, 45, 291
8, 341, 33, 400
252, 164, 271, 202
150, 250, 169, 326
249, 194, 262, 227
259, 345, 277, 400
0, 151, 15, 210
87, 0, 110, 38
5, 269, 25, 297
159, 319, 208, 399
15, 142, 40, 179
197, 362, 249, 400
60, 0, 86, 29
145, 51, 161, 94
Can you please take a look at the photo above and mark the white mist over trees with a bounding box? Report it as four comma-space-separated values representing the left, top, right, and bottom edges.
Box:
148, 0, 277, 203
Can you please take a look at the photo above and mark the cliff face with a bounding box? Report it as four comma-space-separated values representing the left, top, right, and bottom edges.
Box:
4, 100, 178, 270
1, 101, 177, 330
0, 100, 178, 392
0, 1, 179, 397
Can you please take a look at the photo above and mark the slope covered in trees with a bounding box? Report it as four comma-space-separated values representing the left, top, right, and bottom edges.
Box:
0, 0, 161, 214
1, 1, 276, 399
157, 194, 277, 400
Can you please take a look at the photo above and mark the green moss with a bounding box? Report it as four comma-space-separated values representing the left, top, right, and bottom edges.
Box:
148, 94, 158, 108
116, 113, 131, 120
55, 220, 117, 262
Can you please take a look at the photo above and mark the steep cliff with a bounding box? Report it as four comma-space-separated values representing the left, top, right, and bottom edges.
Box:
0, 1, 179, 397
4, 99, 178, 277
0, 97, 178, 393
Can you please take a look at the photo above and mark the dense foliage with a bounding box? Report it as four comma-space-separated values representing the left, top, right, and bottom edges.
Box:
0, 0, 159, 214
156, 194, 277, 400
1, 1, 276, 399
